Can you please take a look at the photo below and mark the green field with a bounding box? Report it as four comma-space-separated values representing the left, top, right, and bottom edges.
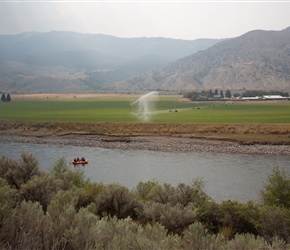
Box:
1, 96, 290, 124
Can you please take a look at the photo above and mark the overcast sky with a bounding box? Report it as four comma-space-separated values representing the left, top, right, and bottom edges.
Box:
0, 1, 289, 40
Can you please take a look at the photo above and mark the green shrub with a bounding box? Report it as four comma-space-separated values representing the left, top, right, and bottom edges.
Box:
197, 200, 260, 239
134, 180, 159, 202
0, 179, 17, 246
45, 190, 79, 249
260, 166, 290, 209
225, 233, 271, 249
258, 206, 290, 244
50, 157, 90, 190
20, 172, 60, 212
95, 184, 141, 219
0, 152, 40, 189
9, 201, 47, 250
62, 206, 99, 250
137, 179, 209, 207
50, 157, 70, 178
1, 154, 290, 249
94, 216, 181, 250
140, 201, 196, 234
83, 182, 105, 205
182, 222, 225, 249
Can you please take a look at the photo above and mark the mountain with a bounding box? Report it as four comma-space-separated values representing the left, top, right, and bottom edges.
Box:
115, 27, 290, 92
2, 28, 289, 94
0, 31, 222, 93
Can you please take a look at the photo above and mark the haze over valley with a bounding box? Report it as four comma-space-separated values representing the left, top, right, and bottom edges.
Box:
0, 27, 290, 94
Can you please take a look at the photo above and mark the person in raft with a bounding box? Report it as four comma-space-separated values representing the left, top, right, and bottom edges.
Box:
81, 157, 85, 161
77, 157, 80, 161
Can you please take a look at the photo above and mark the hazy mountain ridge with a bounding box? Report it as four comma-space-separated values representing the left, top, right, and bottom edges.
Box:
0, 31, 222, 93
1, 28, 290, 93
115, 27, 290, 92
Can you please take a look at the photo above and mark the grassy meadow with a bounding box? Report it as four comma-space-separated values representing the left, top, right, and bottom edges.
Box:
1, 95, 290, 124
1, 94, 290, 143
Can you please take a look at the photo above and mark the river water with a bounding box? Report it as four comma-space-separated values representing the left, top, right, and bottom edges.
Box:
1, 142, 289, 202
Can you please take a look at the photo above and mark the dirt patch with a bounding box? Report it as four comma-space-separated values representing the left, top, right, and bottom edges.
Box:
12, 93, 181, 100
12, 93, 141, 100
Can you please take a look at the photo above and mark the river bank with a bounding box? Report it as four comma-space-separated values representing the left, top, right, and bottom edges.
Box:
1, 133, 290, 156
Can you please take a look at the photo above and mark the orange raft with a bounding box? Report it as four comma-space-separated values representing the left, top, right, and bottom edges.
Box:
72, 160, 89, 165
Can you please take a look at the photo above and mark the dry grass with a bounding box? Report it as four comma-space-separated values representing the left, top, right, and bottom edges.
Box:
1, 121, 290, 145
11, 93, 139, 100
11, 93, 180, 100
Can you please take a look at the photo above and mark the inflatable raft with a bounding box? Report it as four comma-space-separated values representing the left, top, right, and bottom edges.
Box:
72, 160, 88, 165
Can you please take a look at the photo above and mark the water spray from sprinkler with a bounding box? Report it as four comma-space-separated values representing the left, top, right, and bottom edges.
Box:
130, 91, 159, 121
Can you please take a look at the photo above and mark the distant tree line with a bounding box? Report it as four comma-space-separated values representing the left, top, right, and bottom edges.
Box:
184, 89, 289, 101
0, 153, 289, 249
1, 93, 11, 102
183, 89, 230, 101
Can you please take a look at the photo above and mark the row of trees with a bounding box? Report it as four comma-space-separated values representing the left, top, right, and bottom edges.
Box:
1, 93, 11, 102
0, 153, 289, 249
184, 89, 289, 101
184, 89, 232, 101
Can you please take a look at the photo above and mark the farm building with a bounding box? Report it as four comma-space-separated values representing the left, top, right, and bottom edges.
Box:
241, 95, 289, 101
262, 95, 288, 100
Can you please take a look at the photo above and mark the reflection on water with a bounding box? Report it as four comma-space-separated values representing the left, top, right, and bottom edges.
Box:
1, 142, 290, 202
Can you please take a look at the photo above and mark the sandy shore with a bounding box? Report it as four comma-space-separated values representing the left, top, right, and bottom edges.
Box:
1, 133, 290, 156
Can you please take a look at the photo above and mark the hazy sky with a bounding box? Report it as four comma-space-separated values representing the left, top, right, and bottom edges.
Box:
0, 1, 290, 40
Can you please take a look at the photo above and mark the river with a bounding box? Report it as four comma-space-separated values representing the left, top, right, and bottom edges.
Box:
1, 142, 290, 202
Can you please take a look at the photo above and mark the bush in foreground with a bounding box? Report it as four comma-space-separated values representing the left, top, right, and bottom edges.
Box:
260, 166, 290, 209
0, 154, 289, 249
